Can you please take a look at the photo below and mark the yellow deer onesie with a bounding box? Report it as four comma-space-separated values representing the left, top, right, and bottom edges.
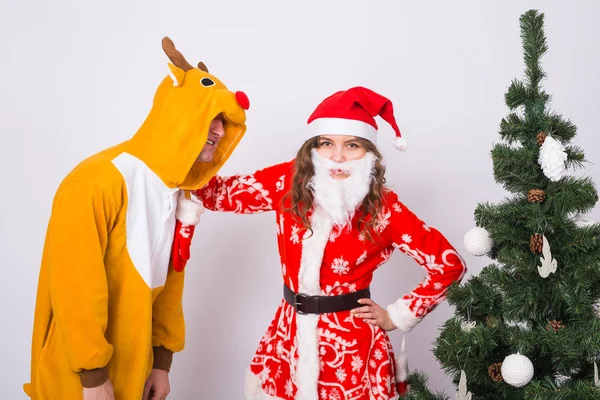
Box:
24, 37, 249, 399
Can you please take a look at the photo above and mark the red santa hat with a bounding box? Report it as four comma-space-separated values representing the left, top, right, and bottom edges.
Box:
306, 86, 407, 151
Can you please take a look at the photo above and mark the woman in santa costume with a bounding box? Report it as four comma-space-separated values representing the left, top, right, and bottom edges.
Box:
173, 86, 467, 400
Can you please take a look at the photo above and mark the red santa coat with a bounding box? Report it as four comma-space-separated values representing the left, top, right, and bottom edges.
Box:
193, 160, 466, 400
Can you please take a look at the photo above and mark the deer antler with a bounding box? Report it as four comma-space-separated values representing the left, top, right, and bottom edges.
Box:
162, 37, 194, 72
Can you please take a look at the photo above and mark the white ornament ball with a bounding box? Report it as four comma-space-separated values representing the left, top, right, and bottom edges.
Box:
463, 227, 493, 256
501, 353, 534, 387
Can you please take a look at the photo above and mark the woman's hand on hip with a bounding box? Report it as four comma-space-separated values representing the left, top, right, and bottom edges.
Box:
350, 298, 396, 331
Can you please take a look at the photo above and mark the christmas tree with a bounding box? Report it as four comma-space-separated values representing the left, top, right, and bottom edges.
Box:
405, 9, 600, 400
400, 373, 448, 400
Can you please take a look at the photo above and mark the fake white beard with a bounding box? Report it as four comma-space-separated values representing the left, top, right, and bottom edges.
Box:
308, 149, 376, 227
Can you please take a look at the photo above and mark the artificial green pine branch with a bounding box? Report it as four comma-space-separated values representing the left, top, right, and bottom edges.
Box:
520, 10, 549, 93
399, 372, 449, 400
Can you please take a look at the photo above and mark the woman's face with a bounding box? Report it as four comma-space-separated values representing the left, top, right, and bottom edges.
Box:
316, 135, 368, 180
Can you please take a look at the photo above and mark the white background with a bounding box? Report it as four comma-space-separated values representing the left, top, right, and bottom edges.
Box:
1, 0, 598, 398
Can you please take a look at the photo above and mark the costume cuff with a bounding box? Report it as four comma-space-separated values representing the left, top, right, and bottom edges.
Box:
386, 299, 422, 333
79, 367, 109, 388
153, 346, 173, 372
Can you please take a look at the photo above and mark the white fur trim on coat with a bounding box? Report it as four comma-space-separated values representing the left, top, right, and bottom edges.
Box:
295, 206, 333, 400
245, 369, 282, 400
386, 299, 422, 333
175, 191, 205, 225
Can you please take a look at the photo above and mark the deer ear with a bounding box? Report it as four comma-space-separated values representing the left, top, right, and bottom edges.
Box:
167, 62, 186, 86
197, 61, 209, 73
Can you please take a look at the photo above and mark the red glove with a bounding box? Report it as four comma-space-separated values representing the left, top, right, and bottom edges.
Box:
171, 220, 196, 272
171, 190, 204, 272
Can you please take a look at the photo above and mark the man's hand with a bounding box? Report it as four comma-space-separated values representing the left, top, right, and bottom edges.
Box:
143, 369, 171, 400
351, 298, 397, 331
83, 379, 115, 400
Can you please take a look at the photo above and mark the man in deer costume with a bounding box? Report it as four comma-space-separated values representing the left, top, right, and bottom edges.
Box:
24, 37, 248, 400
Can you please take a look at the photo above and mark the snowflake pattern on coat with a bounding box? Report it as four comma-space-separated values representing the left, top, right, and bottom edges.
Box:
331, 257, 350, 275
193, 160, 466, 400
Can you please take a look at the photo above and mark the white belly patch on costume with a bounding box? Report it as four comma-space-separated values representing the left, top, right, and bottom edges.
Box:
112, 153, 178, 289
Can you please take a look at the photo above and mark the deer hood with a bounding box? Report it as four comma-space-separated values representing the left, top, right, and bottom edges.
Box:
127, 37, 249, 190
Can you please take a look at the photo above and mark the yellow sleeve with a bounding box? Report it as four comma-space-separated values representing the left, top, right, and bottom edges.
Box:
151, 265, 185, 371
47, 182, 115, 382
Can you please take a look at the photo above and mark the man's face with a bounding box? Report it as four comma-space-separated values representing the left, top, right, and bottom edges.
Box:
197, 115, 225, 162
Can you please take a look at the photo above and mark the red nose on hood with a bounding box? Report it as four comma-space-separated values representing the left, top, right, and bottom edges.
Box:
235, 91, 250, 110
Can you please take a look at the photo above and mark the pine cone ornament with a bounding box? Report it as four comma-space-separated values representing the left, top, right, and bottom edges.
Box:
530, 234, 544, 254
536, 131, 548, 145
486, 315, 501, 328
528, 189, 546, 203
538, 135, 567, 181
488, 362, 504, 382
547, 320, 565, 332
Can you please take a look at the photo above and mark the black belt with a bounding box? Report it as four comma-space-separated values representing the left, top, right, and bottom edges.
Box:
283, 284, 370, 315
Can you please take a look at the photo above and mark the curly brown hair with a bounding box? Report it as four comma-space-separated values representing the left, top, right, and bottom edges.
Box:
282, 136, 387, 241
